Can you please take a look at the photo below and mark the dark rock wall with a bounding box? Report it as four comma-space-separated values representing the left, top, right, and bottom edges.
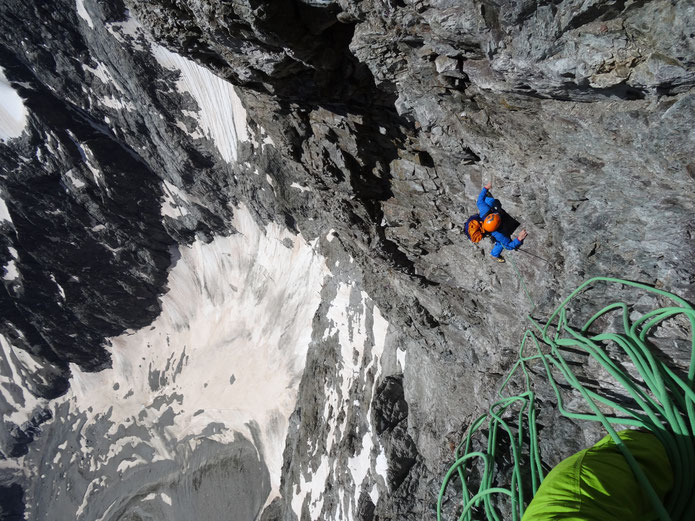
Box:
0, 0, 693, 519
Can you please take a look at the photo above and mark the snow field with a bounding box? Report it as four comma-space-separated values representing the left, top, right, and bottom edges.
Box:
102, 10, 249, 161
66, 204, 329, 507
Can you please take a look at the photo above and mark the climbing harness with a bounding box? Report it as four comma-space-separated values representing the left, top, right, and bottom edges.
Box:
437, 276, 695, 521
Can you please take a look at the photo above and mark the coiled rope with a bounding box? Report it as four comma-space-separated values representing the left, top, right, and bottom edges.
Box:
436, 277, 695, 521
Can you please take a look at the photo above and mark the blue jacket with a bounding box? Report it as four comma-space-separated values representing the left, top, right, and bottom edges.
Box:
490, 231, 522, 258
476, 187, 498, 218
477, 187, 523, 257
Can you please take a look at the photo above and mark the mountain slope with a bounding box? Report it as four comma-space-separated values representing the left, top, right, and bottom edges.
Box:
0, 1, 693, 520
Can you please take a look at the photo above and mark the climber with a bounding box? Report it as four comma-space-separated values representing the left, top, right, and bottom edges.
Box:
464, 181, 528, 263
521, 429, 673, 521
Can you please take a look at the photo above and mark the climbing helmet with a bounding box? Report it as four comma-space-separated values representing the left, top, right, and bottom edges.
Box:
483, 212, 501, 232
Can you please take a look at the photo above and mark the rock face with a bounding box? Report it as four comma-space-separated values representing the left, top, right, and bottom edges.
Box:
0, 0, 693, 520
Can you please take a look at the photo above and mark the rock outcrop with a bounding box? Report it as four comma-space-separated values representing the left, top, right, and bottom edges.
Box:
0, 0, 693, 520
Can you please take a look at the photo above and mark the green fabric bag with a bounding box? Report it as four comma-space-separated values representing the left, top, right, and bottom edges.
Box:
521, 429, 673, 521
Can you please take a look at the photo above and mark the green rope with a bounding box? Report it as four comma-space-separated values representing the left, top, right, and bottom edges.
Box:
436, 277, 695, 521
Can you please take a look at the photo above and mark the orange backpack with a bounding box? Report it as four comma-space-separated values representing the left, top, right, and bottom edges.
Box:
465, 216, 485, 243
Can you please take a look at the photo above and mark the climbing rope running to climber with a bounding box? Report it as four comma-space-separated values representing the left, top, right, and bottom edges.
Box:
437, 277, 695, 521
507, 255, 535, 313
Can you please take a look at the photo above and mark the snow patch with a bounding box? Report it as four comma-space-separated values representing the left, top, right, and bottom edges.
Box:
75, 0, 94, 29
348, 431, 373, 491
99, 95, 135, 111
105, 10, 143, 50
369, 483, 379, 504
49, 274, 66, 300
76, 478, 107, 517
292, 456, 330, 519
0, 67, 28, 142
174, 119, 204, 139
397, 347, 406, 370
152, 45, 248, 163
64, 169, 86, 189
84, 62, 118, 89
2, 259, 18, 281
160, 180, 190, 219
375, 448, 388, 485
116, 454, 147, 474
107, 30, 144, 51
290, 182, 311, 193
0, 197, 12, 223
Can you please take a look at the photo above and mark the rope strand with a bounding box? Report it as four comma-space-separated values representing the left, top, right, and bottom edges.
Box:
437, 277, 695, 521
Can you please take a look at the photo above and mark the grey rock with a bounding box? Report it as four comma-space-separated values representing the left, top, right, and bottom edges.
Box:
0, 0, 693, 519
434, 55, 458, 75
